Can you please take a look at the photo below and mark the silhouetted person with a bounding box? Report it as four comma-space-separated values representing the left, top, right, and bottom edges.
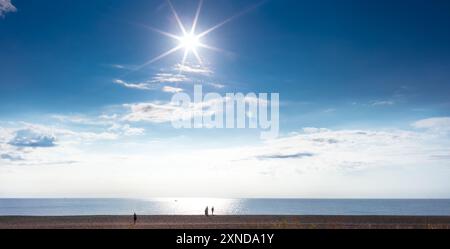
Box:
205, 206, 209, 216
133, 212, 137, 225
211, 206, 214, 216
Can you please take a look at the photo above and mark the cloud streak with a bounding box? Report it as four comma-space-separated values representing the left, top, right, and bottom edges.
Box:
257, 152, 315, 160
162, 86, 183, 93
371, 100, 395, 106
151, 73, 189, 83
122, 95, 272, 124
173, 63, 212, 75
113, 79, 154, 90
122, 102, 182, 123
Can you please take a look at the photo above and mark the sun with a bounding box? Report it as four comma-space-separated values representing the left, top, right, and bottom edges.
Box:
179, 33, 201, 52
134, 0, 224, 68
131, 0, 264, 72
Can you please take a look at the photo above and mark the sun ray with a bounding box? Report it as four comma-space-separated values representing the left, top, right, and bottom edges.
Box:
138, 24, 181, 41
198, 42, 228, 53
182, 49, 189, 65
167, 0, 187, 35
191, 0, 203, 34
197, 0, 267, 38
128, 0, 265, 74
133, 45, 183, 72
192, 48, 203, 64
179, 49, 189, 73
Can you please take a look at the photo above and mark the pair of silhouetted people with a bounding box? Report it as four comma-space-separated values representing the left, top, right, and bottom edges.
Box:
204, 206, 215, 216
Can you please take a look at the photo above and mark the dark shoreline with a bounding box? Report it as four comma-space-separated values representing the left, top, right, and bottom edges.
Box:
1, 215, 450, 229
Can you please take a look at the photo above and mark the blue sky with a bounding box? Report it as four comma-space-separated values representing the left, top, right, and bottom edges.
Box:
1, 0, 450, 198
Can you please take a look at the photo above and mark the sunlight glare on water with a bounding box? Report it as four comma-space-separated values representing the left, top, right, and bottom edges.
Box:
152, 198, 241, 215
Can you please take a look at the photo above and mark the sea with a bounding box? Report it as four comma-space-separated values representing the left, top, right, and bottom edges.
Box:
0, 198, 449, 216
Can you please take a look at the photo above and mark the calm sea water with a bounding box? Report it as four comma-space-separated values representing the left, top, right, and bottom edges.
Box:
0, 198, 449, 216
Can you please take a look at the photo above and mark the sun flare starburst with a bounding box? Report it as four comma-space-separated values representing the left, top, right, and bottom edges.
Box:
131, 0, 266, 73
179, 33, 200, 52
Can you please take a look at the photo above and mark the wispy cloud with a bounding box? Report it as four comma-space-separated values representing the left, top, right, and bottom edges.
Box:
98, 114, 118, 120
151, 73, 189, 83
122, 95, 272, 124
0, 0, 16, 17
19, 123, 120, 143
206, 82, 225, 89
371, 100, 395, 106
113, 79, 154, 90
122, 102, 183, 123
109, 64, 140, 71
173, 63, 213, 75
107, 123, 145, 136
113, 70, 189, 93
257, 152, 315, 160
323, 108, 336, 113
51, 114, 145, 137
114, 62, 224, 93
162, 86, 183, 93
52, 114, 113, 126
112, 64, 126, 69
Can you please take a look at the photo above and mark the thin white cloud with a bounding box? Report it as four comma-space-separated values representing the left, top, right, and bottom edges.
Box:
0, 0, 16, 17
173, 63, 213, 75
98, 114, 118, 120
151, 73, 189, 83
112, 64, 126, 69
107, 123, 145, 136
257, 152, 315, 160
206, 82, 225, 89
114, 73, 189, 92
51, 114, 146, 138
162, 86, 183, 93
115, 62, 223, 94
371, 100, 395, 106
113, 79, 154, 90
52, 114, 114, 126
122, 102, 182, 123
109, 64, 140, 70
302, 127, 330, 134
122, 100, 216, 123
19, 123, 120, 143
122, 95, 272, 124
323, 108, 336, 113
